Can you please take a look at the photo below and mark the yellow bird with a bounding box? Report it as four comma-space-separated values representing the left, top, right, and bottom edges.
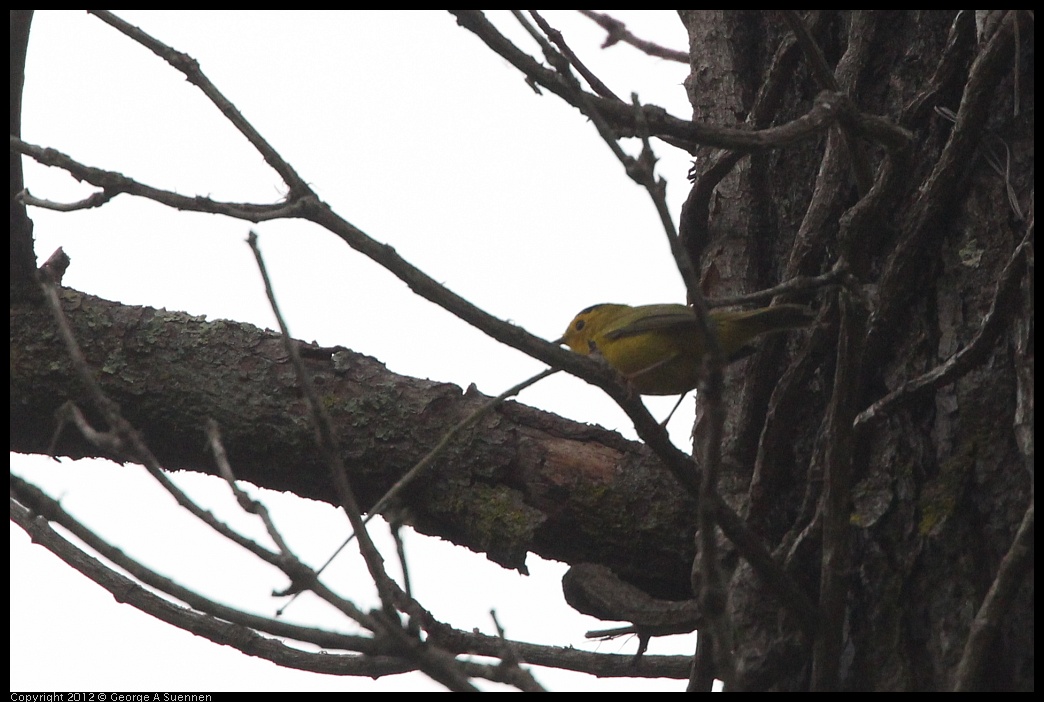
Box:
558, 303, 814, 395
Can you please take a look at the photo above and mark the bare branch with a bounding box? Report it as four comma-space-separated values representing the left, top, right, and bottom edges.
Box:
87, 10, 311, 196
578, 10, 689, 63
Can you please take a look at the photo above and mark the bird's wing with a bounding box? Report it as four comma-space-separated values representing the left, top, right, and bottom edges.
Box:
602, 305, 697, 341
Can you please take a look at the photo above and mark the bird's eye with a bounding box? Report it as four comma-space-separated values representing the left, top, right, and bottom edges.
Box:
575, 319, 586, 331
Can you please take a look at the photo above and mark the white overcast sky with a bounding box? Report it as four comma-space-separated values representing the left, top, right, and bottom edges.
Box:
11, 10, 709, 691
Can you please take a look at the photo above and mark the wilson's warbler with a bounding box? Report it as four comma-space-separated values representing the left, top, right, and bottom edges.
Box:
558, 303, 814, 395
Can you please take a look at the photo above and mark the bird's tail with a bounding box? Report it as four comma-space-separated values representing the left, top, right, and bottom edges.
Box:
718, 304, 815, 362
734, 304, 815, 335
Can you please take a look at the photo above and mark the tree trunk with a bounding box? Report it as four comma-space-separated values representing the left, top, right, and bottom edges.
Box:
677, 10, 1032, 691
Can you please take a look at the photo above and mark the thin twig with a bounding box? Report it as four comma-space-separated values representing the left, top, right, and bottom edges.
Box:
207, 418, 294, 556
528, 11, 622, 100
578, 10, 689, 63
87, 10, 310, 195
489, 610, 547, 692
12, 136, 308, 221
452, 11, 862, 154
247, 230, 401, 613
11, 474, 381, 643
246, 232, 478, 690
13, 473, 697, 680
17, 187, 117, 212
707, 266, 848, 308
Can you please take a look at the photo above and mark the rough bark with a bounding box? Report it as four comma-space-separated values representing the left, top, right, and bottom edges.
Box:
677, 10, 1032, 691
